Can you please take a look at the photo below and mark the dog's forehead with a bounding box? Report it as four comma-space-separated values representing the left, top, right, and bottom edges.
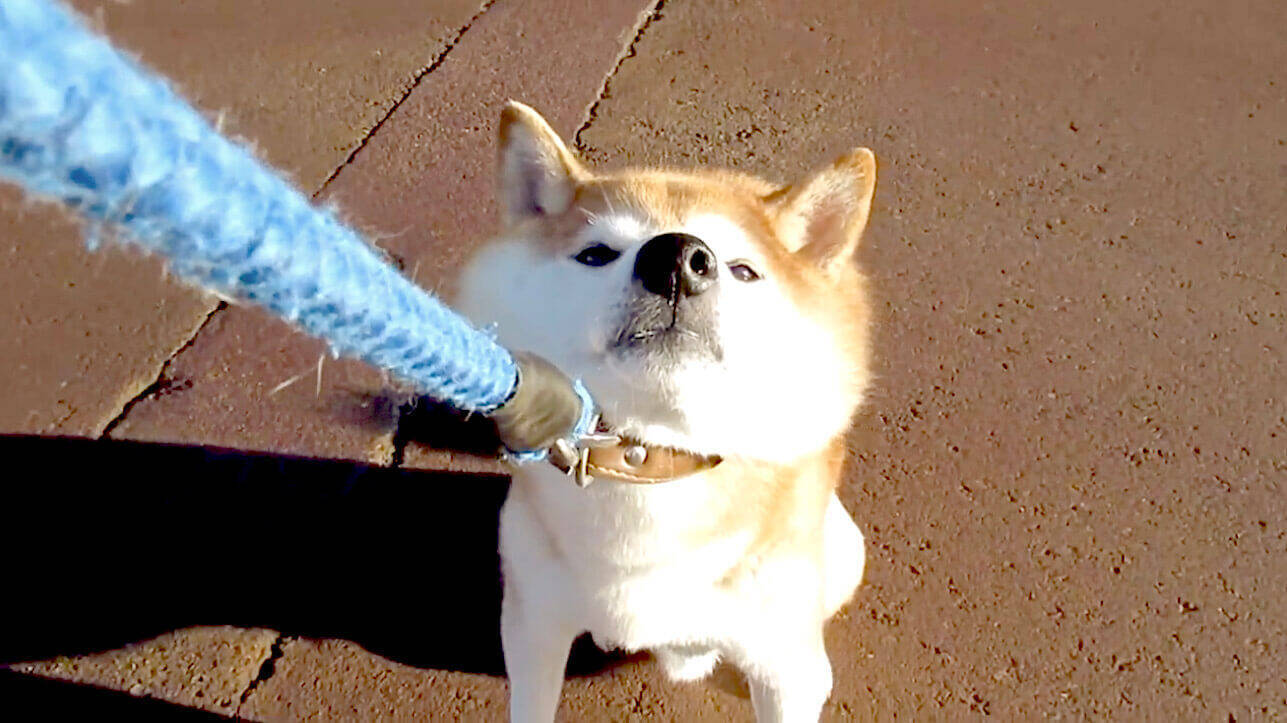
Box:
578, 172, 780, 252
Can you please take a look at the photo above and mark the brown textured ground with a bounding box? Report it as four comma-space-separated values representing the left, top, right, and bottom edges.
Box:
2, 0, 1284, 720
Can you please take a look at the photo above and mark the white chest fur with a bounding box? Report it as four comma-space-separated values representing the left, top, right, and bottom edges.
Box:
500, 464, 756, 651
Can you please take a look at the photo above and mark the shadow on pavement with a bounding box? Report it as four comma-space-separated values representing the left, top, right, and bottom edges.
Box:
0, 670, 228, 721
0, 434, 623, 677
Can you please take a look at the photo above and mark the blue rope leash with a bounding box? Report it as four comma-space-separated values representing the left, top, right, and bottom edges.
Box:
0, 0, 592, 457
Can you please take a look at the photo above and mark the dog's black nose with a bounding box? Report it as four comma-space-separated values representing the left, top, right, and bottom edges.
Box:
633, 232, 717, 299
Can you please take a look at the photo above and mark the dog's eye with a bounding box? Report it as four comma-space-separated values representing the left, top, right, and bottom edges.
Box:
573, 243, 621, 267
728, 262, 762, 282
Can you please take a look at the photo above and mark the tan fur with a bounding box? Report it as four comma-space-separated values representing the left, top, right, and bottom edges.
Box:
709, 441, 847, 591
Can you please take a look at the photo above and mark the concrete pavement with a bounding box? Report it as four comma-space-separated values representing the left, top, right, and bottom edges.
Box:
3, 0, 1284, 719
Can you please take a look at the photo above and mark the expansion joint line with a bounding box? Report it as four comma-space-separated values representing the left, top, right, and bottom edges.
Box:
101, 0, 499, 439
316, 0, 500, 195
234, 633, 290, 719
572, 0, 667, 152
390, 396, 417, 469
99, 301, 225, 438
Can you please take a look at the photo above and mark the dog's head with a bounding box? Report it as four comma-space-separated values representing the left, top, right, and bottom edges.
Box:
457, 102, 875, 463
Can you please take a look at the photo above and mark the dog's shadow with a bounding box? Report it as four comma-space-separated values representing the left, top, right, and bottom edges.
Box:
0, 430, 625, 677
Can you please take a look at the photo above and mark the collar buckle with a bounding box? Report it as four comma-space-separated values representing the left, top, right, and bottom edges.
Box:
548, 416, 620, 488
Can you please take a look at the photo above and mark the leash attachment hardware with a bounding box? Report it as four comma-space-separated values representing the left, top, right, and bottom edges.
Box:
549, 422, 620, 488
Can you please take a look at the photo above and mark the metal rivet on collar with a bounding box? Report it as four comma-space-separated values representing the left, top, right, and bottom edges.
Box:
622, 445, 648, 467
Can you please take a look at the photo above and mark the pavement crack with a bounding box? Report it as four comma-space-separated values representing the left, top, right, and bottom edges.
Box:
99, 300, 225, 438
235, 633, 289, 719
390, 397, 416, 468
315, 0, 500, 197
573, 0, 667, 151
95, 1, 503, 440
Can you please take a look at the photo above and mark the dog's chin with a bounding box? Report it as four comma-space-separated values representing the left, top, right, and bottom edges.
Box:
567, 349, 670, 442
610, 324, 721, 363
610, 293, 723, 364
567, 310, 729, 455
577, 341, 726, 457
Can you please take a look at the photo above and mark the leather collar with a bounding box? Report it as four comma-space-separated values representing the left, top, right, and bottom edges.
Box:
583, 439, 722, 484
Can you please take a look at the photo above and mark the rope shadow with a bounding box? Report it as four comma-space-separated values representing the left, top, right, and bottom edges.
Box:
0, 434, 625, 678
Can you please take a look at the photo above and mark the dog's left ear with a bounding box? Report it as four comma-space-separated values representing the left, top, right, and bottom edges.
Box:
498, 101, 587, 225
768, 148, 876, 271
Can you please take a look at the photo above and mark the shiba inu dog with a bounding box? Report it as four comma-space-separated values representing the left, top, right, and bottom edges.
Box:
455, 102, 876, 722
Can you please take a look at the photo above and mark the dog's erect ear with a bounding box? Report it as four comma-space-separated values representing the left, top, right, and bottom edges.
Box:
768, 148, 876, 271
498, 101, 586, 225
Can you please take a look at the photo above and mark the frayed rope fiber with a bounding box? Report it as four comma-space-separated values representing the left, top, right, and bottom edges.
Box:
0, 0, 562, 429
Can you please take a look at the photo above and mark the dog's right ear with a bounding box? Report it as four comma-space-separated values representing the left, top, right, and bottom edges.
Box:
768, 148, 876, 273
498, 101, 586, 225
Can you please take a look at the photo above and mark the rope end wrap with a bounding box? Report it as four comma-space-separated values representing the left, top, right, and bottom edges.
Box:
493, 352, 595, 463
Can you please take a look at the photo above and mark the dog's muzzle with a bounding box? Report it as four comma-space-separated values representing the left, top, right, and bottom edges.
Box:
613, 233, 722, 359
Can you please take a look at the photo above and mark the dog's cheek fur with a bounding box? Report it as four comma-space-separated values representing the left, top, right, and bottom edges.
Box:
455, 239, 618, 371
457, 236, 690, 445
665, 277, 865, 462
650, 212, 870, 462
